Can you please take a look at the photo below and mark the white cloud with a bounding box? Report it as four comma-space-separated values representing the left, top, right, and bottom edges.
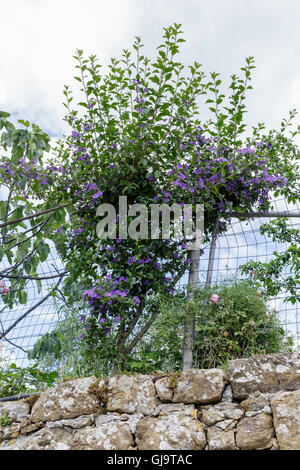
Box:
0, 0, 144, 135
0, 0, 299, 139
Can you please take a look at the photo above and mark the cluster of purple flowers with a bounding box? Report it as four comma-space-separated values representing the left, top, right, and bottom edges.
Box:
0, 157, 53, 198
80, 274, 141, 340
151, 132, 288, 234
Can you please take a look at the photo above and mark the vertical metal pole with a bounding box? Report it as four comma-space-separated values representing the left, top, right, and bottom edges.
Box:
184, 216, 219, 370
182, 216, 219, 371
194, 216, 219, 368
182, 247, 200, 370
205, 216, 219, 288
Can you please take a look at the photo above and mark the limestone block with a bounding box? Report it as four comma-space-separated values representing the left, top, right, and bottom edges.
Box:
136, 414, 206, 450
172, 369, 226, 405
106, 374, 158, 415
30, 377, 99, 422
236, 413, 274, 450
74, 422, 134, 450
199, 402, 244, 426
0, 401, 29, 422
271, 390, 300, 450
228, 353, 300, 400
207, 426, 237, 450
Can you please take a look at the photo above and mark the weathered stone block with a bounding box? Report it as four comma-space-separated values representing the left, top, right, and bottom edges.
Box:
106, 374, 158, 415
271, 390, 300, 450
172, 369, 226, 405
199, 402, 244, 426
0, 401, 29, 422
74, 422, 134, 450
155, 377, 173, 402
236, 413, 274, 450
136, 414, 206, 450
30, 377, 99, 422
228, 353, 300, 400
1, 426, 74, 450
95, 412, 143, 434
207, 426, 237, 450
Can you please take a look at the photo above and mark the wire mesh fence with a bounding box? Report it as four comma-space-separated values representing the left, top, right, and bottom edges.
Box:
178, 197, 300, 350
0, 197, 299, 369
0, 250, 65, 367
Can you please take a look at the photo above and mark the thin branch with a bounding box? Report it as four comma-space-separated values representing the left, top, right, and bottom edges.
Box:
124, 308, 160, 355
123, 261, 188, 356
0, 335, 28, 354
0, 276, 63, 340
0, 246, 38, 277
119, 300, 145, 348
0, 203, 71, 229
4, 216, 52, 247
1, 270, 68, 281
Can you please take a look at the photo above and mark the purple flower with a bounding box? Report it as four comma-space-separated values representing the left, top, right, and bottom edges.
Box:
92, 191, 103, 199
72, 131, 81, 139
119, 291, 128, 297
134, 296, 140, 305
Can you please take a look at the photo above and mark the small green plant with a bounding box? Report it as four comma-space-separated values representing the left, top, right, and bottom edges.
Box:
0, 410, 13, 427
0, 363, 58, 398
88, 379, 109, 413
168, 371, 181, 390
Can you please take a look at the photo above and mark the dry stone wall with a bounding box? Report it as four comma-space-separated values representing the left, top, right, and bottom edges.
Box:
0, 352, 299, 450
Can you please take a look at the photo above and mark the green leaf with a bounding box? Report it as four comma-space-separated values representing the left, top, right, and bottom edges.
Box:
18, 119, 30, 128
36, 242, 50, 262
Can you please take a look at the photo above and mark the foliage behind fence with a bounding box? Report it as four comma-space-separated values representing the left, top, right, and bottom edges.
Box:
0, 197, 299, 370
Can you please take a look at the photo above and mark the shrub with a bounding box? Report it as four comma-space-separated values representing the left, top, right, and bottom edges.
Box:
129, 279, 294, 371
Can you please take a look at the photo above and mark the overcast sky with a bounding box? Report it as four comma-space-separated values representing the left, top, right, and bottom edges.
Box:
0, 0, 299, 141
1, 1, 299, 362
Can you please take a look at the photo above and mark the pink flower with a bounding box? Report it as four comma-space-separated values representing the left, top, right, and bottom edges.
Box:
1, 286, 10, 294
210, 294, 219, 303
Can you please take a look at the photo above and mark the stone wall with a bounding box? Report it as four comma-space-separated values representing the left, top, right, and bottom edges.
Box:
0, 352, 299, 450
